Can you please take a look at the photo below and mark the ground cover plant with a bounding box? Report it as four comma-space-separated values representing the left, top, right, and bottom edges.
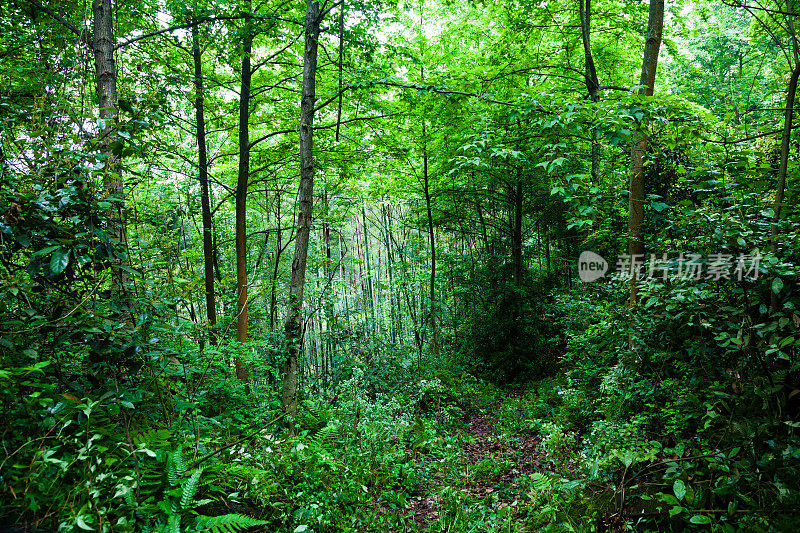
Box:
1, 0, 799, 530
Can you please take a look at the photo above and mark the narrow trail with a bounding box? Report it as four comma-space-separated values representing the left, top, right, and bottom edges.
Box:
410, 395, 552, 530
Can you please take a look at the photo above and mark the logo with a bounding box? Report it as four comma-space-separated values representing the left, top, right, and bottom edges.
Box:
578, 251, 608, 282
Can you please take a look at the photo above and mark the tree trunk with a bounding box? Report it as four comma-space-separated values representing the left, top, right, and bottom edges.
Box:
93, 0, 118, 178
270, 196, 283, 330
579, 0, 600, 101
421, 120, 439, 358
579, 0, 601, 188
283, 0, 321, 427
512, 176, 523, 286
545, 225, 551, 275
383, 204, 398, 344
235, 21, 253, 392
322, 191, 334, 386
770, 64, 800, 312
362, 206, 377, 340
92, 0, 128, 291
629, 0, 665, 307
192, 24, 217, 344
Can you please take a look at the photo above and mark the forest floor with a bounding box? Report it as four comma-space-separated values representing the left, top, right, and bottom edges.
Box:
404, 390, 570, 531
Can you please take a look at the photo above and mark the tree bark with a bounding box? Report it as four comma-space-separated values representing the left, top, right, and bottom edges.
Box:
93, 0, 118, 176
235, 21, 253, 391
362, 206, 377, 340
770, 64, 800, 312
92, 0, 128, 291
283, 0, 321, 427
192, 23, 217, 344
579, 0, 600, 101
270, 196, 283, 330
629, 0, 665, 307
421, 119, 439, 358
579, 0, 601, 188
512, 175, 523, 286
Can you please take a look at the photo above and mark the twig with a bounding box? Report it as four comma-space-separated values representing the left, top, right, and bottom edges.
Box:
191, 413, 285, 468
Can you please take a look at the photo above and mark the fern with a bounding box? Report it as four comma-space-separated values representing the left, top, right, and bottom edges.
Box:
167, 447, 185, 486
225, 464, 270, 484
181, 468, 203, 509
167, 513, 180, 533
297, 398, 331, 430
195, 513, 270, 533
310, 422, 345, 452
222, 464, 283, 508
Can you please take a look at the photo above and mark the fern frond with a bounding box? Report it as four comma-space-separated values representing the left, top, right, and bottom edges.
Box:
167, 447, 185, 485
224, 464, 270, 484
195, 513, 270, 533
297, 399, 331, 431
311, 422, 345, 452
181, 468, 203, 509
167, 513, 181, 533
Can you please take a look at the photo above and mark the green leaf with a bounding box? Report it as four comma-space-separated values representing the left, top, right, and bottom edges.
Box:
673, 479, 686, 501
659, 493, 680, 506
772, 278, 784, 294
49, 247, 70, 274
32, 245, 61, 257
76, 516, 95, 531
669, 505, 684, 517
690, 515, 711, 524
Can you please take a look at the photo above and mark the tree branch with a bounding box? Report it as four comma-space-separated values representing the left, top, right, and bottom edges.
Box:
27, 0, 91, 47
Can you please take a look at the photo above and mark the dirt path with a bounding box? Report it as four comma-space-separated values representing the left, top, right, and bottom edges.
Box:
410, 398, 551, 530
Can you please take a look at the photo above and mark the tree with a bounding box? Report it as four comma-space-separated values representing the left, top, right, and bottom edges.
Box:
283, 0, 323, 424
235, 14, 254, 391
628, 0, 664, 307
191, 21, 218, 343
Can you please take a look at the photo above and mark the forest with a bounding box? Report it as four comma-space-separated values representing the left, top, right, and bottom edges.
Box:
1, 0, 799, 530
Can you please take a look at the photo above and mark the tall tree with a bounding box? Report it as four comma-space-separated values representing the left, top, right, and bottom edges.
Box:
283, 0, 322, 424
191, 22, 218, 343
628, 0, 665, 307
235, 17, 254, 391
579, 0, 601, 187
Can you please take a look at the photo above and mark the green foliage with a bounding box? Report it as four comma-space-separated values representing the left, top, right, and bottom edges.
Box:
521, 473, 589, 532
3, 0, 800, 530
461, 262, 561, 383
195, 513, 274, 533
539, 422, 578, 466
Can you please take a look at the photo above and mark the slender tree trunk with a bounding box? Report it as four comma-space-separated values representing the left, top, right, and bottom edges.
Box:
212, 228, 222, 281
362, 206, 377, 340
339, 230, 351, 331
512, 176, 523, 286
92, 0, 127, 290
235, 21, 253, 391
421, 120, 439, 358
771, 64, 800, 312
383, 204, 398, 344
322, 191, 334, 386
192, 24, 217, 344
545, 225, 551, 275
579, 0, 601, 188
629, 0, 665, 307
283, 0, 320, 426
93, 0, 117, 171
270, 196, 283, 330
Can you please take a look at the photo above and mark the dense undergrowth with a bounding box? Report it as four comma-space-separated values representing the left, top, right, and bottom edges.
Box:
1, 180, 798, 530
2, 275, 799, 532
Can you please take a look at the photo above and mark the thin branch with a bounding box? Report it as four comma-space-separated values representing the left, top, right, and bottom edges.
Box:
318, 0, 344, 21
701, 123, 800, 144
27, 0, 91, 46
191, 413, 285, 468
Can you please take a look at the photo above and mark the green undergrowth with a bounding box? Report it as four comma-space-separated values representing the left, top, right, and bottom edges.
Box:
2, 283, 799, 532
